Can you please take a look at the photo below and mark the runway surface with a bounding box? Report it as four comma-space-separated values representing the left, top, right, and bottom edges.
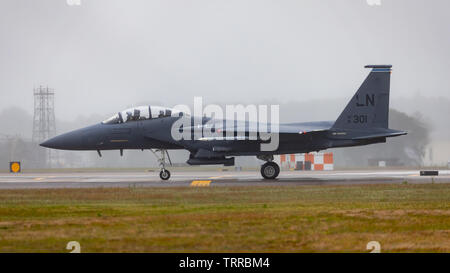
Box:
0, 169, 449, 189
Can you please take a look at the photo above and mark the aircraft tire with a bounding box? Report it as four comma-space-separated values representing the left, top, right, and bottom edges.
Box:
260, 162, 280, 180
160, 169, 171, 180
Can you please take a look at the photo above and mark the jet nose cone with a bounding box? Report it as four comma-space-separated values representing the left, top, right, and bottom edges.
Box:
39, 139, 53, 148
40, 135, 69, 149
39, 132, 82, 150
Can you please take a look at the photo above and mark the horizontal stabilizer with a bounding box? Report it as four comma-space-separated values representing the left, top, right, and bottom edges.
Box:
351, 129, 407, 140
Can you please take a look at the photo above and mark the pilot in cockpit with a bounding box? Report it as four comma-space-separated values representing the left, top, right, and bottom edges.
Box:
102, 106, 189, 125
132, 109, 141, 121
125, 111, 133, 122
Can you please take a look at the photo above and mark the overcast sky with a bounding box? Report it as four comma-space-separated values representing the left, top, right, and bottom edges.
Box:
0, 0, 449, 121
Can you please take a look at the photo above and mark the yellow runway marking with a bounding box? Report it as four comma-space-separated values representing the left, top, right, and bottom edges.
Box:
34, 177, 45, 181
191, 180, 212, 187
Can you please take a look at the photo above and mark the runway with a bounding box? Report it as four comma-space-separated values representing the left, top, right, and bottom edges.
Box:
0, 169, 449, 189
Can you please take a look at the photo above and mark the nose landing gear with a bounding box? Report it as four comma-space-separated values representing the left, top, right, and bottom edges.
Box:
150, 149, 172, 181
159, 169, 171, 180
257, 155, 280, 180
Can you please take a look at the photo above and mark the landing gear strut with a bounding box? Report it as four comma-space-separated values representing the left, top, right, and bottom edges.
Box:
257, 155, 280, 180
150, 149, 172, 180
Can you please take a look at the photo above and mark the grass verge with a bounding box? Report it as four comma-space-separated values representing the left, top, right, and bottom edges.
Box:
0, 184, 448, 252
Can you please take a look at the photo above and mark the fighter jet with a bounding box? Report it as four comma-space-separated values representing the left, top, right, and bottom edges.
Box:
41, 65, 406, 180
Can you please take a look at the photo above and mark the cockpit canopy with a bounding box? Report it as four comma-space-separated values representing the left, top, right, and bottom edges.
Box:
102, 106, 187, 124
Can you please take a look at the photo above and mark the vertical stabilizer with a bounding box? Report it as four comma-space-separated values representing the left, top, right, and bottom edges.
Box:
332, 65, 392, 130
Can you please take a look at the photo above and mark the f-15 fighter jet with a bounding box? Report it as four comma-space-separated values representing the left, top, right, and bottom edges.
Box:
41, 65, 406, 180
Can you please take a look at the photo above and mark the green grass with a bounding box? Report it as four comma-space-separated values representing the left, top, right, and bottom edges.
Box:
0, 184, 449, 252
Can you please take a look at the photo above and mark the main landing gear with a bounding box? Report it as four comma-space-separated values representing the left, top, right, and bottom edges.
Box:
257, 155, 280, 180
150, 149, 172, 180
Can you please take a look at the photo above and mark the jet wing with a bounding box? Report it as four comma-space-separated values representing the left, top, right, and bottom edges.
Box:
186, 120, 334, 140
278, 121, 334, 134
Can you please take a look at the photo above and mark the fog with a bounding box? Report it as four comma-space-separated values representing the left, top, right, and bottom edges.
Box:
0, 0, 449, 168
